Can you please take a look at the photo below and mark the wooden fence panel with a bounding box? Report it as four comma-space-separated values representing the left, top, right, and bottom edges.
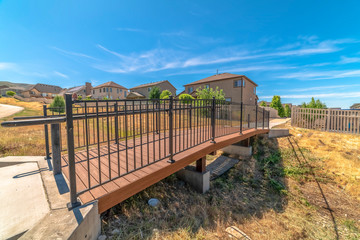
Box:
291, 107, 360, 135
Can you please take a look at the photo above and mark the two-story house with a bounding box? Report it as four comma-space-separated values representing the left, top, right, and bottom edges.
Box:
60, 82, 92, 100
184, 73, 258, 105
21, 83, 63, 98
92, 81, 128, 100
128, 80, 177, 99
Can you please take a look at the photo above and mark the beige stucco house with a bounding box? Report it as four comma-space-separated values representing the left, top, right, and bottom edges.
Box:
92, 81, 128, 100
21, 83, 63, 98
184, 73, 258, 105
128, 80, 177, 99
59, 82, 92, 100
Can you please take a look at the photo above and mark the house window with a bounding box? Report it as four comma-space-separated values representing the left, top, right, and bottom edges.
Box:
93, 90, 95, 94
234, 80, 241, 87
124, 91, 127, 97
188, 87, 193, 93
100, 89, 101, 93
103, 88, 105, 92
253, 87, 256, 94
225, 97, 231, 102
205, 84, 210, 89
106, 88, 109, 92
148, 87, 151, 92
30, 91, 35, 95
110, 88, 112, 92
120, 89, 122, 93
83, 90, 86, 93
243, 80, 246, 87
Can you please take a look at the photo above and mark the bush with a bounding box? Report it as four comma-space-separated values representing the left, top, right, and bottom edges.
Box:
196, 86, 225, 101
6, 91, 16, 97
301, 97, 327, 109
260, 101, 266, 107
77, 95, 82, 100
49, 96, 65, 113
179, 94, 194, 104
284, 104, 291, 117
160, 90, 172, 100
270, 95, 285, 117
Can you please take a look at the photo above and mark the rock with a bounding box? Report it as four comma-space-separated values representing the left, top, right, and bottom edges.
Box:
98, 235, 107, 240
148, 198, 160, 207
297, 134, 302, 137
112, 229, 120, 235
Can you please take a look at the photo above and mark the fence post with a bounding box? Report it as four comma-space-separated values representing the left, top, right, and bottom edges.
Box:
65, 94, 81, 210
156, 101, 159, 134
168, 96, 175, 163
51, 123, 61, 175
262, 107, 265, 129
211, 97, 216, 143
43, 105, 51, 160
255, 105, 258, 129
240, 102, 243, 134
268, 111, 270, 129
326, 109, 331, 132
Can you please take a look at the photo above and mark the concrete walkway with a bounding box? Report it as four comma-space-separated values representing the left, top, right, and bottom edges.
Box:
0, 157, 49, 239
269, 118, 291, 129
0, 103, 24, 119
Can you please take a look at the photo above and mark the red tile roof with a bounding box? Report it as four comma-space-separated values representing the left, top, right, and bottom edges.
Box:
93, 81, 127, 89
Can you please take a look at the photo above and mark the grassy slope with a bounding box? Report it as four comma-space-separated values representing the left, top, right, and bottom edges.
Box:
101, 122, 360, 239
0, 97, 46, 157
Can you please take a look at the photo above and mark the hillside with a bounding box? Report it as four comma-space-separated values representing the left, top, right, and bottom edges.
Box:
0, 81, 33, 90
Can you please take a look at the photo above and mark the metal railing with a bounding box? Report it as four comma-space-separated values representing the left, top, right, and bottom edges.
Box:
1, 94, 270, 208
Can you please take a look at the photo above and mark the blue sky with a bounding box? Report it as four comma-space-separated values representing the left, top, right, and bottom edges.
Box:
0, 0, 359, 108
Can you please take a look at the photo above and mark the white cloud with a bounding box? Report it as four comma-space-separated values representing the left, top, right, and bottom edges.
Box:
54, 71, 69, 79
0, 62, 16, 70
339, 56, 360, 64
51, 46, 97, 60
117, 27, 146, 33
278, 69, 360, 80
290, 84, 360, 92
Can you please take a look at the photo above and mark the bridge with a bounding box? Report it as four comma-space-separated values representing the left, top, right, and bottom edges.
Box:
2, 95, 269, 213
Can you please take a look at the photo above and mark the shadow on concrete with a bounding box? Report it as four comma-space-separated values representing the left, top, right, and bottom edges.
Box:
13, 167, 48, 179
54, 173, 69, 195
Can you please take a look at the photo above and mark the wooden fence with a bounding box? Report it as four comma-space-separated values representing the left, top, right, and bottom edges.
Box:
291, 107, 360, 134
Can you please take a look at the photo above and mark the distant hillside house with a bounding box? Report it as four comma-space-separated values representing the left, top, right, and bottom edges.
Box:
129, 80, 177, 99
184, 73, 258, 105
22, 83, 63, 98
259, 101, 293, 109
92, 81, 128, 100
350, 103, 360, 109
0, 87, 26, 96
60, 82, 92, 100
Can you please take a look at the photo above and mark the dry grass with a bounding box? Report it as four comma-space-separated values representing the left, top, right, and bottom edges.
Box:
101, 122, 360, 239
0, 97, 46, 157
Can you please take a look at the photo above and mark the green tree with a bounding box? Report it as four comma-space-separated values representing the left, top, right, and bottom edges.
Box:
103, 96, 109, 100
284, 104, 291, 117
6, 91, 16, 97
77, 95, 82, 100
195, 86, 225, 101
49, 96, 65, 113
179, 93, 194, 104
260, 101, 266, 107
149, 86, 161, 99
160, 90, 172, 100
270, 95, 285, 117
301, 98, 327, 109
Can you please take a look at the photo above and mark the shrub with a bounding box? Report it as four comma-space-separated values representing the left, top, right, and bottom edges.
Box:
160, 90, 172, 100
284, 104, 291, 117
6, 91, 16, 97
77, 95, 82, 100
260, 101, 266, 107
49, 96, 65, 113
196, 86, 225, 101
179, 94, 194, 104
270, 95, 285, 117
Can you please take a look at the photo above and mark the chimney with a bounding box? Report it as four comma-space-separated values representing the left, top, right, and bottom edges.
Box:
85, 82, 92, 96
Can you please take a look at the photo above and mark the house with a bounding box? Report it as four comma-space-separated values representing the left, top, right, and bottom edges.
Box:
92, 81, 128, 100
21, 83, 63, 98
60, 82, 92, 100
128, 80, 177, 99
184, 73, 258, 105
350, 103, 360, 109
0, 87, 26, 96
259, 101, 293, 108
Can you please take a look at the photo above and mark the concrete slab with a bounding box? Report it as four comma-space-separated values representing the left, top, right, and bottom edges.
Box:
0, 162, 50, 239
176, 167, 210, 193
268, 128, 290, 138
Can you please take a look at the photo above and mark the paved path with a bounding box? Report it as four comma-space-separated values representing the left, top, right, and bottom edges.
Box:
270, 118, 291, 129
0, 103, 23, 119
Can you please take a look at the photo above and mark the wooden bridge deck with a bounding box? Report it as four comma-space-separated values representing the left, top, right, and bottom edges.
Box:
61, 127, 269, 213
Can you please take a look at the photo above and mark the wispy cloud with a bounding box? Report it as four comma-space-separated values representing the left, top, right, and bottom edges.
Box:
117, 27, 146, 33
54, 71, 69, 79
289, 84, 360, 92
261, 91, 360, 99
51, 46, 97, 60
0, 62, 16, 70
278, 69, 360, 80
339, 56, 360, 64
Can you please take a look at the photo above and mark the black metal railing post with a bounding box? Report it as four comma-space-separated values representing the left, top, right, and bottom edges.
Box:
255, 105, 258, 129
240, 102, 243, 134
168, 96, 175, 163
211, 96, 216, 143
114, 102, 119, 144
43, 105, 51, 160
65, 94, 81, 209
156, 101, 160, 134
248, 114, 250, 129
262, 107, 265, 129
268, 110, 270, 129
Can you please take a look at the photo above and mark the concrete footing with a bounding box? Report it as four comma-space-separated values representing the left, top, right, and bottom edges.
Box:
269, 128, 290, 138
176, 166, 210, 193
221, 145, 252, 157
